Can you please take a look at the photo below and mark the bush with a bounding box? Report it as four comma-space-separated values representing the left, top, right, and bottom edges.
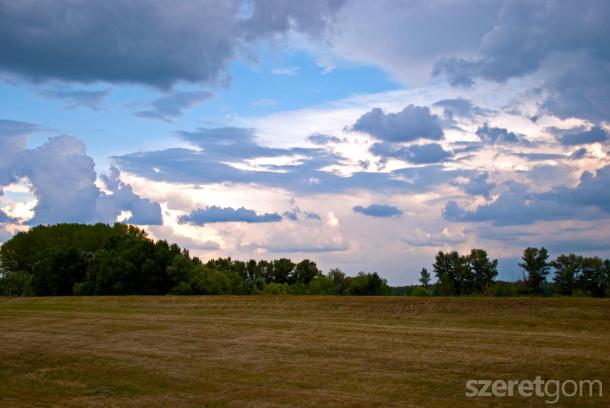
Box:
261, 282, 289, 295
410, 286, 432, 297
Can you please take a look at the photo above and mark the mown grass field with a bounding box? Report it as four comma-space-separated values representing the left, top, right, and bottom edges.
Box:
0, 296, 609, 407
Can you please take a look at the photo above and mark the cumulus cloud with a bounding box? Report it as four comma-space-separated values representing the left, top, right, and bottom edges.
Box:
0, 120, 162, 227
444, 164, 610, 225
97, 168, 163, 225
179, 206, 282, 225
353, 204, 402, 218
0, 0, 345, 87
475, 124, 523, 144
134, 91, 213, 122
351, 105, 444, 143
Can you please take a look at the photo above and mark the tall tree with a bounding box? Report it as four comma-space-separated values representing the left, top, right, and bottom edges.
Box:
418, 267, 431, 288
580, 257, 608, 297
551, 254, 582, 295
519, 247, 550, 293
469, 249, 498, 293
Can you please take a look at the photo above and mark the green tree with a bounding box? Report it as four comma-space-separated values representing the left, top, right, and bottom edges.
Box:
292, 259, 320, 285
271, 258, 295, 284
551, 254, 582, 295
418, 267, 431, 288
469, 248, 498, 293
519, 247, 550, 293
579, 257, 608, 297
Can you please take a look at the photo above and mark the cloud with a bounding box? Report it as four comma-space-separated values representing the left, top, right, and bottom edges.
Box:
554, 126, 608, 146
431, 1, 610, 122
179, 206, 282, 225
0, 0, 345, 87
370, 142, 453, 164
570, 148, 587, 160
0, 121, 162, 227
351, 105, 444, 143
97, 168, 163, 225
353, 203, 402, 218
512, 152, 566, 162
308, 133, 342, 145
452, 172, 495, 199
114, 143, 472, 196
0, 119, 39, 185
475, 124, 523, 144
134, 91, 213, 122
176, 126, 307, 160
38, 88, 109, 110
433, 98, 488, 119
444, 164, 610, 225
283, 208, 321, 221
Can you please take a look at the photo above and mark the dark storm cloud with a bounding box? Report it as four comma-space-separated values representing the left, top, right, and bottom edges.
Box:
134, 91, 214, 122
353, 204, 402, 218
0, 0, 345, 87
351, 105, 444, 143
179, 206, 282, 225
444, 164, 610, 225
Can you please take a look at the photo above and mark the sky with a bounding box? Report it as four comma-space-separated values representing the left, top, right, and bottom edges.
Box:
1, 0, 610, 284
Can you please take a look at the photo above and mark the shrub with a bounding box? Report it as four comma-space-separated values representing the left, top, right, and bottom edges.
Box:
410, 286, 432, 297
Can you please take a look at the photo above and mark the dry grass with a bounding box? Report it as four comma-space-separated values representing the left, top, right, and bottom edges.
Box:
0, 296, 609, 407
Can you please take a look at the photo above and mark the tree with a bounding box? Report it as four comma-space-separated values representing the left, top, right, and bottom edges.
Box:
327, 268, 348, 295
418, 267, 431, 288
347, 272, 391, 295
469, 249, 498, 293
519, 247, 550, 293
292, 259, 320, 285
551, 254, 582, 295
271, 258, 295, 284
433, 251, 456, 295
579, 257, 608, 297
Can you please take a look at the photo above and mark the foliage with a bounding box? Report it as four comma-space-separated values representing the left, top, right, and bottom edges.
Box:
519, 247, 550, 293
432, 249, 498, 295
1, 223, 609, 297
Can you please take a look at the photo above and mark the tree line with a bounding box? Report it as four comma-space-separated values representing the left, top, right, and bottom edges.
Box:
0, 223, 391, 296
0, 224, 609, 297
410, 247, 610, 297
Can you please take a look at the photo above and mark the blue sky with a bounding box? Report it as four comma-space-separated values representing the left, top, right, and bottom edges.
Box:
1, 0, 610, 284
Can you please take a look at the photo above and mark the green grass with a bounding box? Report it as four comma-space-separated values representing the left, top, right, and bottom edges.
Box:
1, 296, 609, 407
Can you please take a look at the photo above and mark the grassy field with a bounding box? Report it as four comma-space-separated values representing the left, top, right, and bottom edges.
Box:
0, 296, 609, 407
